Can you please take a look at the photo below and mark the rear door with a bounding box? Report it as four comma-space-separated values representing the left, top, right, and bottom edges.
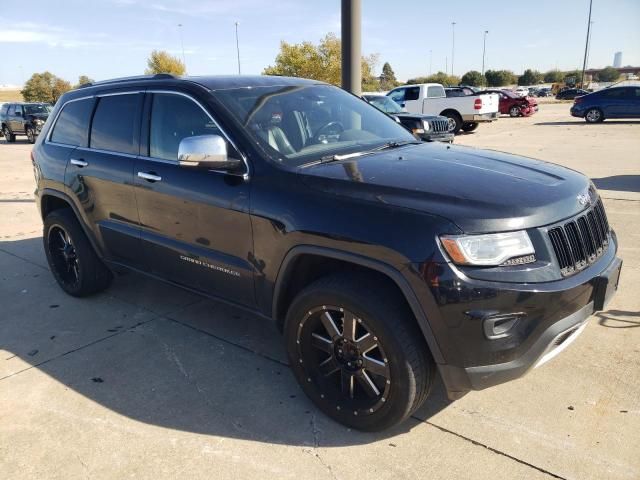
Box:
629, 87, 640, 117
133, 91, 254, 306
64, 91, 143, 267
10, 104, 25, 133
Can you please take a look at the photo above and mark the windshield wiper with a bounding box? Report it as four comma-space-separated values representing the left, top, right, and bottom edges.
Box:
311, 140, 421, 165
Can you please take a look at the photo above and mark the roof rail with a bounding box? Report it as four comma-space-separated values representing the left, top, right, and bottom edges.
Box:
77, 73, 178, 89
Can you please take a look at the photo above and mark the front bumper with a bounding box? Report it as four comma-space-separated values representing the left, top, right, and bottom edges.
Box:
463, 112, 499, 123
420, 131, 454, 143
409, 236, 622, 400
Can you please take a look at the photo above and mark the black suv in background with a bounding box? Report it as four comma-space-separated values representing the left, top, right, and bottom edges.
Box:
32, 75, 622, 431
1, 102, 51, 143
362, 94, 454, 143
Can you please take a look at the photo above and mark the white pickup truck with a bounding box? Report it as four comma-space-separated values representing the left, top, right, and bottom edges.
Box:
386, 83, 499, 134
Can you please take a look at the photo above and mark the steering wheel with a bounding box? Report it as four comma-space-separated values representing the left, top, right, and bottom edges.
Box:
315, 121, 344, 143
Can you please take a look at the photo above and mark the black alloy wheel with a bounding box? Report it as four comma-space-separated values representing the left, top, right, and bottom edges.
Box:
47, 225, 81, 289
285, 274, 434, 431
296, 305, 391, 416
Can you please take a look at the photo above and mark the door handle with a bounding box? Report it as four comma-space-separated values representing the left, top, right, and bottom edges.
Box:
70, 158, 88, 167
138, 171, 162, 182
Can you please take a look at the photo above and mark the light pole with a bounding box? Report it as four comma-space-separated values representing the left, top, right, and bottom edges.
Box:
235, 21, 241, 75
451, 22, 456, 76
177, 24, 186, 73
429, 50, 432, 76
580, 0, 593, 88
482, 30, 489, 76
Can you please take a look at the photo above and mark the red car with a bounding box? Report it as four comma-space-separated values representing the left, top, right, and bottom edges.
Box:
483, 89, 538, 117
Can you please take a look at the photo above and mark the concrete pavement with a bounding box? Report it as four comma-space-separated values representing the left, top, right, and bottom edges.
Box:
0, 103, 638, 479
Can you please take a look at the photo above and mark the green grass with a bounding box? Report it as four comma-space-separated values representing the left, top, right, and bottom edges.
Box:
0, 90, 23, 102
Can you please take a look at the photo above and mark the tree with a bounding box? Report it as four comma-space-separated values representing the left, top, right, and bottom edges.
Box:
460, 70, 485, 86
21, 72, 72, 103
543, 70, 564, 83
145, 50, 185, 76
484, 69, 517, 87
379, 62, 399, 90
262, 33, 380, 91
518, 69, 543, 86
406, 71, 460, 86
77, 75, 94, 87
596, 66, 620, 82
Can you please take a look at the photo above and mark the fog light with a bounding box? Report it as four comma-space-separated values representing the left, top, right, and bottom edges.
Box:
483, 313, 523, 339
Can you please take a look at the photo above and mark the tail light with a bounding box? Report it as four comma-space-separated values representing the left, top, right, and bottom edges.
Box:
474, 98, 482, 110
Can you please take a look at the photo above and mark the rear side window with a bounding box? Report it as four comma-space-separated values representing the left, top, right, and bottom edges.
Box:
149, 93, 221, 161
50, 98, 94, 146
601, 89, 625, 98
427, 86, 445, 98
14, 105, 23, 116
90, 94, 140, 154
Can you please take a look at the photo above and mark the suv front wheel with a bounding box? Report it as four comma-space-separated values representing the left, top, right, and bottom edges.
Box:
2, 126, 15, 143
43, 209, 113, 296
285, 273, 434, 431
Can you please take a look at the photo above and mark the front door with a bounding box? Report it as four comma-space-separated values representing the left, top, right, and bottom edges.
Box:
9, 104, 25, 133
134, 91, 255, 307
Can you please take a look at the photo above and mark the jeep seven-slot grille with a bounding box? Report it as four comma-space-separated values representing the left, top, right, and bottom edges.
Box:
431, 119, 450, 133
547, 199, 610, 277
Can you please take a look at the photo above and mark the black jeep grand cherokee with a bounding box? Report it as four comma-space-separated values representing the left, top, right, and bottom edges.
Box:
32, 74, 622, 431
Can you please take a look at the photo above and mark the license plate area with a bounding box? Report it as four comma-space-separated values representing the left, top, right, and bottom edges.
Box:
593, 258, 622, 311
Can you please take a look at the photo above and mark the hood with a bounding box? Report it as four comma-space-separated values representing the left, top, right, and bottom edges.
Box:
298, 142, 591, 233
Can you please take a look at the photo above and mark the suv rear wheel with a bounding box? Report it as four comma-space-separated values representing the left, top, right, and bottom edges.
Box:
26, 126, 36, 144
285, 273, 434, 431
43, 209, 112, 296
2, 126, 15, 143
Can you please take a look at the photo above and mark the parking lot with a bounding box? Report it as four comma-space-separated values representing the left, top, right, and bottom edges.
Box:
0, 102, 638, 480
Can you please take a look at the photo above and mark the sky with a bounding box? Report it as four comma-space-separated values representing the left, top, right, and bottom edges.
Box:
1, 0, 639, 86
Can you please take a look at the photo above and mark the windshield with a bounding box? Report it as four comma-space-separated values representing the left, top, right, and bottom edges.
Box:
366, 95, 404, 114
212, 84, 416, 167
24, 104, 51, 115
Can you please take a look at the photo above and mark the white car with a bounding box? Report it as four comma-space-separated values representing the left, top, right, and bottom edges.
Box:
386, 83, 499, 134
514, 86, 529, 97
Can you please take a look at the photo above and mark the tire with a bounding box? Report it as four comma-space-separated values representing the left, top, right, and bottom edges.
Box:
442, 112, 463, 134
43, 209, 112, 297
509, 106, 521, 117
585, 108, 604, 123
2, 126, 15, 143
461, 122, 479, 132
284, 273, 434, 431
26, 126, 36, 144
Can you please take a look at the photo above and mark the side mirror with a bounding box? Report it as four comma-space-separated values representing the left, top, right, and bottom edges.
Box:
178, 135, 243, 171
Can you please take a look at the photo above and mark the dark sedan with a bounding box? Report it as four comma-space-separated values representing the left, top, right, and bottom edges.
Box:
570, 86, 640, 123
556, 88, 589, 100
363, 94, 454, 143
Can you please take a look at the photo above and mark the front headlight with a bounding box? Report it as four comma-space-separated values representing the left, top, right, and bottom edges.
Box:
440, 231, 535, 266
422, 120, 431, 131
34, 119, 44, 125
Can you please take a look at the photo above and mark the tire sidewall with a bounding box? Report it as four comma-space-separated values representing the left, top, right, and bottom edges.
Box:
585, 108, 602, 123
285, 286, 419, 431
443, 113, 462, 134
43, 217, 85, 296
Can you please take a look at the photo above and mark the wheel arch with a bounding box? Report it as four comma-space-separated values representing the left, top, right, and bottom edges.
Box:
272, 246, 445, 363
40, 189, 104, 259
438, 108, 462, 119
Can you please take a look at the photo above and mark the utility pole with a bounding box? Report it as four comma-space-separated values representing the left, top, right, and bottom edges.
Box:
451, 22, 456, 76
482, 30, 489, 76
177, 24, 186, 73
235, 22, 241, 75
445, 56, 448, 75
580, 0, 593, 88
341, 0, 362, 95
429, 50, 433, 76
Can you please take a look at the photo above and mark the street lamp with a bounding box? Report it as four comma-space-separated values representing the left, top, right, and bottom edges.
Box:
580, 0, 593, 88
177, 23, 186, 73
235, 21, 241, 75
482, 30, 489, 76
451, 22, 456, 76
429, 50, 433, 76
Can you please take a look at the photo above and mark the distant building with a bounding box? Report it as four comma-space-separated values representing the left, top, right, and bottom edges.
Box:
613, 52, 623, 68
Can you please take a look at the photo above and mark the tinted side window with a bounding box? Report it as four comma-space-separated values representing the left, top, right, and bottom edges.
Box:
90, 94, 140, 154
602, 88, 625, 98
405, 87, 420, 101
14, 105, 23, 115
50, 98, 94, 146
149, 93, 222, 161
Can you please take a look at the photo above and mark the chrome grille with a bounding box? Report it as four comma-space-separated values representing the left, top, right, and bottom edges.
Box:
547, 198, 610, 277
431, 119, 449, 133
